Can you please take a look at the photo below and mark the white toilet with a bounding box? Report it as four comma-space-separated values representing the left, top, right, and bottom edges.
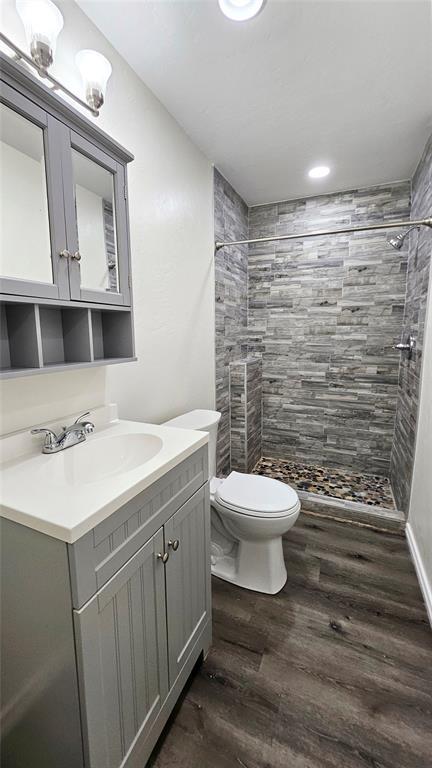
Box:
164, 409, 300, 594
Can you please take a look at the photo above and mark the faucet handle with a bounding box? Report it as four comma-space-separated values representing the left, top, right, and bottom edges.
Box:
74, 412, 95, 434
74, 411, 90, 424
30, 428, 58, 447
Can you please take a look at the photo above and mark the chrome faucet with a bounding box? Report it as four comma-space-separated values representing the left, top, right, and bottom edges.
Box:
31, 412, 95, 454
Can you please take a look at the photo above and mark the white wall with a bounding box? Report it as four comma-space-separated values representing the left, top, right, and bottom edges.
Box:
407, 264, 432, 623
0, 0, 215, 435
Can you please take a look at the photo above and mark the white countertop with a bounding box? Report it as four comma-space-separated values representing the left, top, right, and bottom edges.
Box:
0, 406, 208, 543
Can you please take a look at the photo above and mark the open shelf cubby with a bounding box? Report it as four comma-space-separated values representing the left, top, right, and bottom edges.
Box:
39, 306, 92, 367
91, 309, 134, 360
0, 300, 135, 378
0, 302, 41, 373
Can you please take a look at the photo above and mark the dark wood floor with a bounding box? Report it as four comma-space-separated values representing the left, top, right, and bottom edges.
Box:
150, 514, 432, 768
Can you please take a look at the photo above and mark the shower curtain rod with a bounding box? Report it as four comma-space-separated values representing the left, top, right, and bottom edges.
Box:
214, 217, 432, 250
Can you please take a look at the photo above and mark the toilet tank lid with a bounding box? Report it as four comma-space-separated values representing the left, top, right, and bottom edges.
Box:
163, 409, 221, 431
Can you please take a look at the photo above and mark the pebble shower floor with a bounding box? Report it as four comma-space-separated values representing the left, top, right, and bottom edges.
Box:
253, 457, 396, 509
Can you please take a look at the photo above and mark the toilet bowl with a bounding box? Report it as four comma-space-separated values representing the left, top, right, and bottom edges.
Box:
163, 409, 300, 594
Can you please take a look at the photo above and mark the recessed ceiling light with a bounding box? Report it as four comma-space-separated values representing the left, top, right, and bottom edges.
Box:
218, 0, 265, 22
308, 165, 330, 179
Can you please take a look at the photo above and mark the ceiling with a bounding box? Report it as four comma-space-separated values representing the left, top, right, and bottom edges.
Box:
77, 0, 432, 206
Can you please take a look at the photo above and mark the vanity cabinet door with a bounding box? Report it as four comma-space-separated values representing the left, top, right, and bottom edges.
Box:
62, 130, 131, 306
0, 82, 70, 300
73, 529, 168, 768
164, 483, 211, 687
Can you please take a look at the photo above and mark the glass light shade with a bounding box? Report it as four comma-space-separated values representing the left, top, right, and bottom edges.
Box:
218, 0, 265, 21
16, 0, 63, 67
76, 49, 112, 110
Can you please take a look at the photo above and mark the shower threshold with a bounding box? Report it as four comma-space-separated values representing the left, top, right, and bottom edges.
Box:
252, 457, 405, 532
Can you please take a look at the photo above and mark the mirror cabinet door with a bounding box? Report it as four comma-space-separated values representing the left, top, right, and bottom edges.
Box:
65, 132, 130, 306
0, 85, 69, 300
72, 149, 119, 294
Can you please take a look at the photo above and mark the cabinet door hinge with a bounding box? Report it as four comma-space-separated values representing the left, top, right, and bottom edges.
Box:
124, 185, 127, 200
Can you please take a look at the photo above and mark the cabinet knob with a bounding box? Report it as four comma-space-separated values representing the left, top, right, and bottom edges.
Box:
157, 551, 169, 563
71, 251, 82, 261
168, 539, 179, 551
59, 249, 71, 258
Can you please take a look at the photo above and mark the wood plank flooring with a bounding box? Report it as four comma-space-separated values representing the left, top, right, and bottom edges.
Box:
149, 514, 432, 768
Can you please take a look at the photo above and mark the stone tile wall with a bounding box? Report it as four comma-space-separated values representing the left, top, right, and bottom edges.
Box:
248, 182, 411, 475
214, 153, 430, 492
246, 356, 262, 471
230, 358, 262, 473
214, 169, 249, 476
229, 361, 246, 472
390, 135, 432, 512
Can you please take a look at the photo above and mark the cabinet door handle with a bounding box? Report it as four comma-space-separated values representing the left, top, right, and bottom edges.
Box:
168, 539, 179, 551
157, 551, 169, 563
71, 251, 82, 261
59, 249, 71, 258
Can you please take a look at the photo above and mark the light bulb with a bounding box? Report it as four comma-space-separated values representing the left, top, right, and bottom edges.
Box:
16, 0, 64, 71
308, 166, 330, 179
76, 49, 112, 111
218, 0, 265, 21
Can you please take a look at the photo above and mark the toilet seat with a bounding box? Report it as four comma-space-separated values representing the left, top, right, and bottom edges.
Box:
215, 471, 300, 518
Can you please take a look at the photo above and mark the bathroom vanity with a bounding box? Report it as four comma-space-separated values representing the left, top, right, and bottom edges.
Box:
0, 408, 211, 767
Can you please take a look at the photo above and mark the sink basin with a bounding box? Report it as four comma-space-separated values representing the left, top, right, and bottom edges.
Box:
0, 409, 209, 543
51, 433, 163, 486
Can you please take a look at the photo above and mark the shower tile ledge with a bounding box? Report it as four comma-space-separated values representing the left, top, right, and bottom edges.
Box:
298, 490, 405, 533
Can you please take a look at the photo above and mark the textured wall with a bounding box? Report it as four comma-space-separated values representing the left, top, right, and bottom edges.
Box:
230, 358, 262, 473
407, 261, 432, 614
390, 136, 432, 512
214, 169, 248, 475
248, 183, 411, 475
1, 0, 215, 435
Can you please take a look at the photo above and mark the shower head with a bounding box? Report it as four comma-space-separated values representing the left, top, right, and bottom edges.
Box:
387, 226, 419, 250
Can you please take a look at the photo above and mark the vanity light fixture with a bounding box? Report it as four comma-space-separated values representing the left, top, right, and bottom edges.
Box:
308, 165, 330, 179
218, 0, 265, 21
1, 1, 112, 117
16, 0, 64, 71
76, 50, 112, 111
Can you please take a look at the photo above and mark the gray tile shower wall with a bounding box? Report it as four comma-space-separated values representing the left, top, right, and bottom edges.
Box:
248, 182, 411, 475
390, 135, 432, 513
230, 358, 262, 473
229, 361, 247, 472
246, 356, 262, 471
214, 169, 249, 476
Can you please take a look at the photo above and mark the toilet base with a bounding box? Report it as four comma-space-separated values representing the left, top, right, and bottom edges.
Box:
211, 536, 288, 594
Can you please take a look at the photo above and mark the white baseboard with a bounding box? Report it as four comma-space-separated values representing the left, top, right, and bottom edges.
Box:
406, 522, 432, 628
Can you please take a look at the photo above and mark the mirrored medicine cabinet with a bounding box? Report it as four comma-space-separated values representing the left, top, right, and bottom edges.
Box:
0, 52, 136, 378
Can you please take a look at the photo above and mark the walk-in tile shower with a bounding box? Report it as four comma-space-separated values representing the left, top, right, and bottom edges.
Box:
214, 134, 432, 524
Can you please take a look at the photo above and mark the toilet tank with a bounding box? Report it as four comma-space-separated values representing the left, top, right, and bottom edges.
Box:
163, 410, 221, 478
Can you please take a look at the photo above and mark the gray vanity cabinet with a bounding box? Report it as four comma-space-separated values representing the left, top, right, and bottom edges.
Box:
74, 484, 210, 768
1, 446, 211, 768
165, 487, 211, 685
74, 529, 169, 768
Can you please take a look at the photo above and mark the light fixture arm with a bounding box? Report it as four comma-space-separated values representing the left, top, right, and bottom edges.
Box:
0, 32, 99, 117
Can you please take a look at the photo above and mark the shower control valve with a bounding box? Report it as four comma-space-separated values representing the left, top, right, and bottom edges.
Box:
393, 334, 416, 359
